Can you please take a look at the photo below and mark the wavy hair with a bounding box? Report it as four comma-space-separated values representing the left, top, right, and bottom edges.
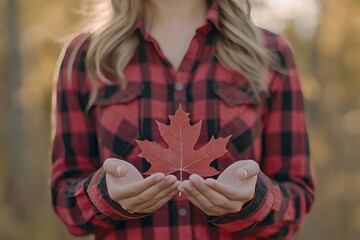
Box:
69, 0, 276, 110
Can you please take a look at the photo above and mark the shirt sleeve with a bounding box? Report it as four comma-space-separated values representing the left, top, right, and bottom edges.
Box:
206, 35, 316, 238
50, 35, 148, 236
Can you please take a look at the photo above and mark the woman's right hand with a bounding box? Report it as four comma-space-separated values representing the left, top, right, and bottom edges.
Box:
103, 158, 180, 214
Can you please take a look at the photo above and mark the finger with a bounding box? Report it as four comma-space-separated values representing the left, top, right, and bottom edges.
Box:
142, 189, 179, 213
179, 185, 225, 216
124, 175, 179, 208
189, 175, 236, 210
180, 188, 214, 215
114, 173, 166, 199
103, 158, 128, 177
204, 178, 245, 200
236, 169, 248, 181
138, 175, 178, 200
131, 183, 179, 213
179, 179, 227, 215
236, 160, 260, 181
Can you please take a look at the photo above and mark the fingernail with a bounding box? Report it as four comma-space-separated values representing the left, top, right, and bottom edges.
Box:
154, 173, 165, 182
205, 178, 215, 186
243, 169, 248, 179
116, 166, 121, 176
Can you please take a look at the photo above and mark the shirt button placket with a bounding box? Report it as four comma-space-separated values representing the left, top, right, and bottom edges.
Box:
178, 207, 187, 217
173, 73, 187, 108
174, 82, 185, 92
177, 204, 192, 239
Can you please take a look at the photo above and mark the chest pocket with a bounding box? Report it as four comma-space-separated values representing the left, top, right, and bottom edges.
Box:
95, 83, 144, 161
213, 82, 262, 162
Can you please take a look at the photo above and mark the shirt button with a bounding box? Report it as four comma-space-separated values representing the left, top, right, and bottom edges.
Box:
178, 208, 187, 217
174, 82, 185, 92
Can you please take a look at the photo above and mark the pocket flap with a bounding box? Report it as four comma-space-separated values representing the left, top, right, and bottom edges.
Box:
96, 83, 144, 106
213, 82, 259, 106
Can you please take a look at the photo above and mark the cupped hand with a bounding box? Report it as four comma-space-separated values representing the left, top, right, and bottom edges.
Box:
178, 160, 260, 216
103, 158, 180, 214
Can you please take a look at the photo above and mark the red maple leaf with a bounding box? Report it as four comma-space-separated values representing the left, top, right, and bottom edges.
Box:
136, 105, 231, 180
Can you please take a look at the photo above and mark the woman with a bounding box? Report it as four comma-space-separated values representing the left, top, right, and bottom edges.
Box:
51, 0, 315, 239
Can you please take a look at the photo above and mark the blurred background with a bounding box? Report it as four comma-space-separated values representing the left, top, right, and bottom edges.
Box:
0, 0, 359, 239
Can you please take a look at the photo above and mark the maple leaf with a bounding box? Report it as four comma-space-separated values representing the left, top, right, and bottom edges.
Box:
136, 105, 231, 180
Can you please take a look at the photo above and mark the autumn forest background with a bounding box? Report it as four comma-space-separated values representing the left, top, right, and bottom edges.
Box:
0, 0, 360, 239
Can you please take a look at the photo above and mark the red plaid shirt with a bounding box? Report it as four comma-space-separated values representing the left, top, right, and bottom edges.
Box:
51, 3, 315, 240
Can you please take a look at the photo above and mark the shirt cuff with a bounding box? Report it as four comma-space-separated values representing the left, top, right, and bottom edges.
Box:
86, 168, 150, 220
205, 171, 275, 232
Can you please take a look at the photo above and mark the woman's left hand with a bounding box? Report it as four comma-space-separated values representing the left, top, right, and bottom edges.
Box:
178, 160, 260, 216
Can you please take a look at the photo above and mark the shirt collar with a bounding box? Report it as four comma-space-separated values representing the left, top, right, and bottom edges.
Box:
134, 2, 221, 34
206, 1, 221, 32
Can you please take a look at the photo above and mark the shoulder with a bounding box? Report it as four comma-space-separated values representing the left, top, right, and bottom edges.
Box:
54, 33, 93, 95
257, 29, 302, 97
260, 28, 293, 54
260, 28, 296, 68
60, 33, 92, 71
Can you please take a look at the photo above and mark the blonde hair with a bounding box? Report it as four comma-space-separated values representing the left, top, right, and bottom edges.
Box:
69, 0, 275, 110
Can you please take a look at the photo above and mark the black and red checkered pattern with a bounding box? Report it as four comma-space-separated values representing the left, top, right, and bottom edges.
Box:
51, 3, 315, 239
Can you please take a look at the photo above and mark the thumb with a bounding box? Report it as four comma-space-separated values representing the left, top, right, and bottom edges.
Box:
236, 160, 260, 181
103, 158, 129, 177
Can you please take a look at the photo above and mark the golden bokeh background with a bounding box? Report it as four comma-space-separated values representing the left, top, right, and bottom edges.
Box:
0, 0, 359, 239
